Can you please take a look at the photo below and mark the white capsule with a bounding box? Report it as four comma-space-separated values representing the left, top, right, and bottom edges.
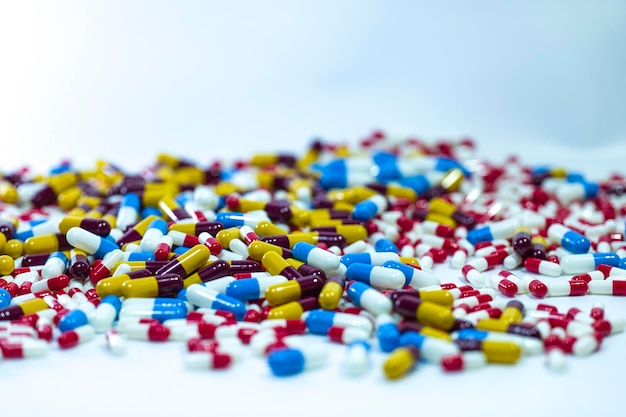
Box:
342, 341, 370, 376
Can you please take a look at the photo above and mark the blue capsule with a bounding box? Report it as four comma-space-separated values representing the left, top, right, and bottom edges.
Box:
147, 218, 169, 234
267, 346, 327, 377
214, 212, 261, 228
340, 252, 400, 268
377, 320, 401, 353
381, 260, 439, 288
352, 195, 387, 221
141, 206, 162, 219
374, 237, 398, 253
120, 298, 188, 322
304, 309, 373, 335
345, 263, 406, 289
225, 275, 287, 301
0, 288, 12, 308
547, 224, 590, 254
58, 309, 89, 332
185, 284, 246, 320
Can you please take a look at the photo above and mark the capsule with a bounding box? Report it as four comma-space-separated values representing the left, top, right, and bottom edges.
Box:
317, 274, 345, 310
304, 309, 373, 335
0, 298, 49, 321
0, 337, 49, 358
58, 324, 96, 349
376, 314, 401, 353
155, 244, 211, 278
116, 193, 141, 231
382, 260, 439, 289
524, 258, 562, 277
119, 297, 188, 322
185, 284, 246, 320
58, 216, 111, 237
489, 270, 524, 297
264, 275, 326, 306
346, 281, 393, 316
351, 194, 387, 221
342, 340, 371, 376
66, 227, 120, 259
340, 252, 400, 268
58, 309, 89, 332
345, 263, 405, 289
588, 280, 626, 296
267, 345, 327, 376
547, 223, 590, 254
261, 251, 301, 280
225, 275, 288, 301
41, 251, 69, 279
121, 273, 183, 298
393, 294, 455, 331
383, 345, 420, 380
453, 328, 543, 355
292, 241, 340, 273
466, 217, 521, 245
90, 295, 122, 332
560, 253, 620, 274
267, 297, 319, 320
399, 331, 460, 363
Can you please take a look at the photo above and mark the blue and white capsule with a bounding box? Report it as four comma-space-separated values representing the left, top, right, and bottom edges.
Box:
467, 217, 521, 245
345, 263, 405, 289
560, 252, 620, 274
547, 224, 590, 254
214, 212, 266, 228
399, 331, 460, 363
225, 275, 287, 300
185, 284, 246, 320
89, 295, 122, 332
376, 313, 401, 353
346, 281, 392, 316
58, 309, 89, 333
292, 241, 341, 273
303, 309, 374, 335
66, 227, 120, 258
0, 288, 13, 308
267, 345, 327, 376
352, 194, 388, 221
382, 260, 439, 288
116, 193, 141, 231
340, 252, 400, 268
139, 218, 169, 253
42, 251, 68, 279
119, 297, 188, 322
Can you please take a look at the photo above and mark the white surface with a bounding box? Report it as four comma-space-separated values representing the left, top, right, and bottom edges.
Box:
2, 267, 626, 417
2, 2, 626, 417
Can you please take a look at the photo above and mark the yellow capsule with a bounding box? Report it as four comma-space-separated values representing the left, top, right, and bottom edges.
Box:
428, 197, 456, 216
416, 301, 456, 330
121, 276, 160, 298
237, 199, 266, 212
254, 221, 288, 237
267, 301, 304, 320
247, 241, 288, 262
289, 206, 310, 228
183, 273, 203, 288
102, 213, 117, 229
308, 218, 344, 227
385, 184, 417, 202
157, 153, 185, 168
173, 244, 211, 276
333, 201, 355, 212
214, 181, 239, 196
0, 233, 6, 252
400, 257, 420, 267
23, 234, 64, 255
0, 254, 15, 275
531, 235, 547, 247
141, 183, 179, 206
424, 212, 457, 228
173, 166, 205, 185
261, 251, 292, 277
285, 233, 316, 247
96, 274, 131, 297
333, 225, 367, 244
264, 281, 303, 306
158, 195, 186, 221
19, 298, 50, 315
0, 180, 18, 204
440, 168, 464, 192
383, 346, 420, 380
57, 186, 83, 211
499, 305, 524, 324
296, 147, 320, 170
419, 326, 453, 341
318, 281, 344, 310
475, 318, 510, 333
481, 340, 522, 364
551, 167, 568, 178
417, 289, 454, 307
216, 227, 241, 248
123, 215, 162, 240
3, 239, 24, 258
256, 172, 274, 190
48, 172, 78, 194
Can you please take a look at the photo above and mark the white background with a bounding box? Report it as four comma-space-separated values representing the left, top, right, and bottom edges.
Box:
2, 2, 626, 417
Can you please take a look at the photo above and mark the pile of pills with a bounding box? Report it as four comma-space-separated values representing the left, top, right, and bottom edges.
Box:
1, 132, 625, 378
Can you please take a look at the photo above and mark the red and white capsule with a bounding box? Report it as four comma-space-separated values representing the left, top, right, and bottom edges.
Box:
524, 258, 562, 277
